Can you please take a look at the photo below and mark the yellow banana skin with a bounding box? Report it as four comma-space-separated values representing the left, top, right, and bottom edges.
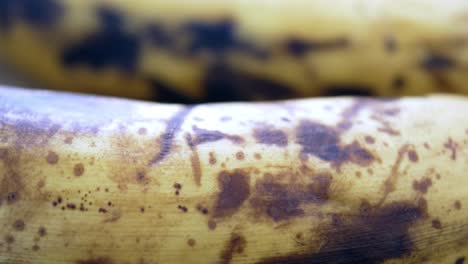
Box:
0, 86, 467, 263
2, 0, 468, 101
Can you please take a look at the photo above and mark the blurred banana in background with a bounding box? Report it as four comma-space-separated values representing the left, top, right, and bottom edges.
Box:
0, 86, 467, 263
1, 0, 468, 102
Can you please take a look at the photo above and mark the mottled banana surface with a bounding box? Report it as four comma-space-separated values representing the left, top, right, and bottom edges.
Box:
2, 1, 468, 101
0, 86, 466, 263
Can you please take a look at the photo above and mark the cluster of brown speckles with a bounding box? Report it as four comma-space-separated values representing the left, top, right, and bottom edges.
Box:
51, 187, 117, 213
196, 204, 209, 215
67, 203, 77, 210
29, 226, 48, 252
174, 182, 182, 195
52, 196, 63, 207
178, 205, 188, 212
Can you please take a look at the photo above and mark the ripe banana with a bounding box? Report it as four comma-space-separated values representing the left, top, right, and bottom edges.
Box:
0, 85, 467, 263
2, 0, 468, 102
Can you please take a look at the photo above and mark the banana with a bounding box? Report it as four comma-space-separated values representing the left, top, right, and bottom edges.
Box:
2, 0, 468, 102
0, 85, 466, 263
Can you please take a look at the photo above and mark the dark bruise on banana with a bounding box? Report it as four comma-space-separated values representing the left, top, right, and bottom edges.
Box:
2, 0, 468, 102
0, 87, 466, 263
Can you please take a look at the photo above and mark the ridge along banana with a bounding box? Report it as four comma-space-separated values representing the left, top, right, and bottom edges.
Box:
2, 1, 468, 102
0, 85, 467, 263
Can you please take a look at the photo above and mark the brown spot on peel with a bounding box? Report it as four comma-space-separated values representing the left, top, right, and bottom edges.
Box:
364, 136, 375, 144
4, 235, 14, 244
149, 106, 192, 165
408, 150, 419, 162
209, 152, 217, 165
74, 163, 85, 177
0, 148, 24, 205
296, 121, 374, 169
220, 233, 247, 264
46, 151, 59, 164
258, 201, 425, 264
444, 138, 458, 160
235, 151, 245, 160
345, 141, 375, 166
370, 114, 401, 136
186, 133, 202, 186
174, 182, 182, 195
138, 127, 147, 135
208, 219, 217, 230
192, 126, 244, 146
381, 144, 411, 202
378, 126, 401, 136
178, 205, 188, 212
250, 173, 331, 221
253, 127, 288, 147
38, 227, 47, 237
76, 257, 114, 264
197, 204, 209, 215
432, 219, 442, 230
456, 257, 466, 264
64, 136, 73, 144
337, 99, 369, 130
214, 170, 250, 217
455, 200, 462, 210
187, 238, 196, 247
413, 178, 432, 194
12, 220, 25, 231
